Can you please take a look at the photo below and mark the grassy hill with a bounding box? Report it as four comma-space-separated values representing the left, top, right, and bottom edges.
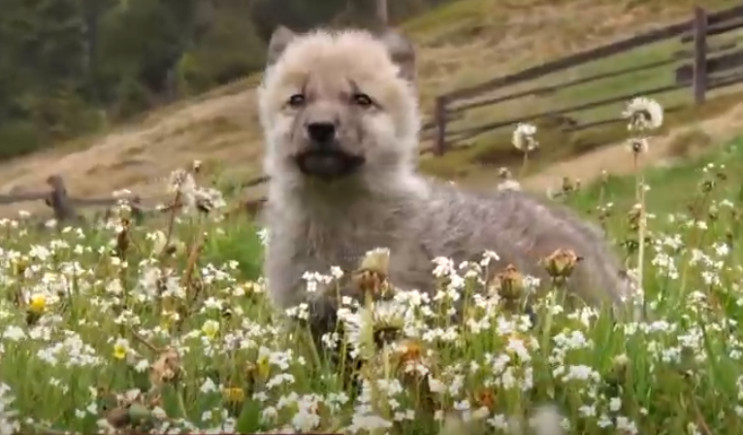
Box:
0, 0, 741, 218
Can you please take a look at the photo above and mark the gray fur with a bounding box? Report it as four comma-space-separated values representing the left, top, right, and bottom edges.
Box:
262, 174, 635, 313
258, 27, 638, 335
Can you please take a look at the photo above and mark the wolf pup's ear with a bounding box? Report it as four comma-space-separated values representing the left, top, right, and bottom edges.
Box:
378, 28, 416, 83
266, 25, 296, 68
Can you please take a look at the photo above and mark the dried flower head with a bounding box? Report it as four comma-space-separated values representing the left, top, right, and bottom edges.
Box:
622, 97, 664, 131
150, 347, 181, 388
494, 264, 525, 301
561, 176, 579, 195
352, 269, 389, 298
496, 167, 521, 191
352, 248, 392, 297
167, 169, 196, 196
476, 389, 496, 410
700, 178, 716, 193
222, 387, 245, 404
512, 122, 539, 152
359, 247, 390, 276
194, 187, 226, 214
610, 353, 630, 383
541, 249, 582, 281
394, 338, 425, 366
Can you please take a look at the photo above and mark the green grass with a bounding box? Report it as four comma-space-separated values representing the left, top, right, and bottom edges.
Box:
402, 0, 487, 38
565, 131, 743, 222
2, 119, 743, 433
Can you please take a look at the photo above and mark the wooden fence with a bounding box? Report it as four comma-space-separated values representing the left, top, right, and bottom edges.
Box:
0, 175, 136, 223
424, 3, 743, 155
0, 174, 264, 224
5, 5, 743, 218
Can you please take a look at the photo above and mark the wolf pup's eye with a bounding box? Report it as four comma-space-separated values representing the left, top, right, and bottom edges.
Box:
288, 94, 305, 108
352, 93, 373, 108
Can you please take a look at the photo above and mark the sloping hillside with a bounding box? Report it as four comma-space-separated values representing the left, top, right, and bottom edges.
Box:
0, 0, 738, 217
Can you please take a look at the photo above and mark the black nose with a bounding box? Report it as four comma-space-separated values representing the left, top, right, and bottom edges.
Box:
307, 122, 336, 144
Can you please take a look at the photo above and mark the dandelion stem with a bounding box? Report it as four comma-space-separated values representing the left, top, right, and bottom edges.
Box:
305, 322, 323, 372
636, 169, 647, 317
129, 327, 161, 353
160, 190, 182, 259
633, 153, 639, 201
519, 150, 529, 179
540, 289, 556, 359
176, 386, 189, 419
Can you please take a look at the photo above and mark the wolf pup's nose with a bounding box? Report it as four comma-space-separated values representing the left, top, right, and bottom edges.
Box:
307, 122, 336, 144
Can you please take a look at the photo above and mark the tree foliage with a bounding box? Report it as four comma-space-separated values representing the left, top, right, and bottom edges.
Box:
0, 0, 451, 159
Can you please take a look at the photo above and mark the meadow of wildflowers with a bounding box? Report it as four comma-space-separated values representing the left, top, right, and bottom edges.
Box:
0, 98, 742, 435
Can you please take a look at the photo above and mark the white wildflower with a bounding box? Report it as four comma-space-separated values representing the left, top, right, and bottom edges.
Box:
622, 97, 663, 130
512, 122, 538, 151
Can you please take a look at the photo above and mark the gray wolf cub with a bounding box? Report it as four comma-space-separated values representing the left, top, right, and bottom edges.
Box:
257, 25, 637, 336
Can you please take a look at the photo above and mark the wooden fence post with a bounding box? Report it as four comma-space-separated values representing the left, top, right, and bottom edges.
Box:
45, 175, 78, 223
130, 195, 144, 224
434, 96, 448, 155
692, 6, 708, 104
376, 0, 388, 26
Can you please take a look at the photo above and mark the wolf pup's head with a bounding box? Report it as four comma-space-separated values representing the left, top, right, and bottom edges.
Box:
258, 26, 421, 186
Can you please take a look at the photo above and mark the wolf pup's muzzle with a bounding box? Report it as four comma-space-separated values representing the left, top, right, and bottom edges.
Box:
295, 122, 365, 180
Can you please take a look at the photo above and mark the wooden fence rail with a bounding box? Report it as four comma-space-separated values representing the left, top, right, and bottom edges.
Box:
0, 174, 265, 224
0, 175, 155, 223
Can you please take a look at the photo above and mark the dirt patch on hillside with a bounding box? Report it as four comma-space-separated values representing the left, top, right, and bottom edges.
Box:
520, 101, 743, 193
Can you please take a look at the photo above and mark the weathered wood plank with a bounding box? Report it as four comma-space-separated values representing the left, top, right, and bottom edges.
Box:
673, 41, 738, 59
45, 175, 79, 222
443, 22, 690, 101
449, 57, 680, 114
676, 47, 743, 83
680, 16, 743, 43
69, 196, 143, 207
242, 175, 270, 188
706, 69, 743, 90
448, 83, 683, 141
434, 96, 449, 155
693, 7, 709, 104
421, 111, 463, 130
0, 192, 49, 205
443, 4, 743, 102
564, 105, 684, 132
442, 70, 743, 146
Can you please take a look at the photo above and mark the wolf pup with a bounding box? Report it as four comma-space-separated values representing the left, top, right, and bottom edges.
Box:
257, 25, 638, 336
